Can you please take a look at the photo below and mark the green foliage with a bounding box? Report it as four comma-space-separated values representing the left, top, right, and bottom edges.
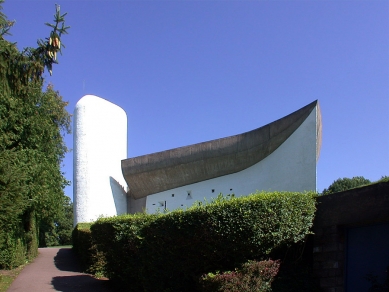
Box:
0, 234, 26, 269
90, 213, 158, 287
40, 196, 73, 247
0, 209, 38, 269
89, 191, 317, 291
271, 246, 321, 292
0, 1, 70, 268
376, 176, 389, 183
72, 223, 106, 276
199, 259, 281, 292
322, 176, 371, 195
72, 223, 93, 269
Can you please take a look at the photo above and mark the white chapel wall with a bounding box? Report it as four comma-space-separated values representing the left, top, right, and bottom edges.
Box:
145, 107, 318, 213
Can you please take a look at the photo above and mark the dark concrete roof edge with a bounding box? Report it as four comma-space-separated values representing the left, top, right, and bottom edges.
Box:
122, 100, 318, 172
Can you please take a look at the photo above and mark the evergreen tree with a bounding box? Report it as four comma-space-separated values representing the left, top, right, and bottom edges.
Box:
0, 1, 70, 268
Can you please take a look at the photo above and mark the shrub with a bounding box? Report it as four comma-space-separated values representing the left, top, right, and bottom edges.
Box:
91, 191, 316, 291
376, 176, 389, 183
71, 223, 105, 275
0, 209, 38, 269
199, 259, 281, 292
90, 213, 159, 290
322, 176, 371, 195
0, 236, 26, 269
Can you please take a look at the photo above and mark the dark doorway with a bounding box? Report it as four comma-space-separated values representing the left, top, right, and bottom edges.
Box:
346, 223, 389, 291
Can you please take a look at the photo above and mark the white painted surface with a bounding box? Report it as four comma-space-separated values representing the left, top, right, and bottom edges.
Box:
145, 107, 319, 213
73, 95, 127, 225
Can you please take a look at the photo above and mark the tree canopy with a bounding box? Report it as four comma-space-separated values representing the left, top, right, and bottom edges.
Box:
0, 1, 71, 268
321, 176, 371, 195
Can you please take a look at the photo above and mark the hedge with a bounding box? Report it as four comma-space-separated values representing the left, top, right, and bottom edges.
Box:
72, 222, 106, 275
89, 191, 316, 291
0, 209, 38, 269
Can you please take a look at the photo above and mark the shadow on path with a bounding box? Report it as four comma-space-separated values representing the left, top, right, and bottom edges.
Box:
54, 248, 81, 272
51, 248, 118, 292
51, 275, 115, 292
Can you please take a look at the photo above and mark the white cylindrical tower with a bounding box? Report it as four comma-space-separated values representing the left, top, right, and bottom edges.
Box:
73, 95, 127, 225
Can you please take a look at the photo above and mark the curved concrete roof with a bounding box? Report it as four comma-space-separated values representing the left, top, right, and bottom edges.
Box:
122, 100, 321, 199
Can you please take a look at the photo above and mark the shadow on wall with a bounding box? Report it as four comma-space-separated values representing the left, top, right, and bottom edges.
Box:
109, 177, 127, 215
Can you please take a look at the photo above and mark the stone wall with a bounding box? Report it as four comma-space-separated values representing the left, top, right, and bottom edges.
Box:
313, 181, 389, 292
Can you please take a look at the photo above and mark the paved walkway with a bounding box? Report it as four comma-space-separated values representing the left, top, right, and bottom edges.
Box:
7, 248, 117, 292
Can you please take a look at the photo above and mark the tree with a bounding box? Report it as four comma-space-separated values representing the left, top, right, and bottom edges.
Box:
0, 1, 70, 268
40, 196, 73, 247
322, 176, 371, 195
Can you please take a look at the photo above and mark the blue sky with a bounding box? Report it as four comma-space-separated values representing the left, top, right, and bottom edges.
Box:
3, 0, 388, 199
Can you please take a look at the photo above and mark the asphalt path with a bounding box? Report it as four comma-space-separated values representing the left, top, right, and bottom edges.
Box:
7, 248, 117, 292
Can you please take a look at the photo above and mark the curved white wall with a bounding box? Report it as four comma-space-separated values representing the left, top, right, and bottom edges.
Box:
145, 107, 319, 213
73, 95, 127, 225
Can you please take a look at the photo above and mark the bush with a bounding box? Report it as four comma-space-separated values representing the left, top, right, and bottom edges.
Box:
91, 191, 317, 291
0, 236, 26, 269
71, 223, 105, 275
0, 209, 38, 269
91, 213, 159, 289
376, 176, 389, 183
199, 259, 281, 292
322, 176, 371, 195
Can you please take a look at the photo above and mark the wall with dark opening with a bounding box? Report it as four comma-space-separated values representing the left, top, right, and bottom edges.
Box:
313, 181, 389, 292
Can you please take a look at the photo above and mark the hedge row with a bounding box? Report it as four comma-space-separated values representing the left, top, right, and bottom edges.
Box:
74, 191, 317, 291
0, 209, 38, 269
72, 222, 107, 276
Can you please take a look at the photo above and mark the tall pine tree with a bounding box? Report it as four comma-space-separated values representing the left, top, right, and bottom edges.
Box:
0, 1, 71, 268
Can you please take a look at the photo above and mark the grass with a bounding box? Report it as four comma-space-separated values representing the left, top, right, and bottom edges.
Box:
0, 264, 26, 292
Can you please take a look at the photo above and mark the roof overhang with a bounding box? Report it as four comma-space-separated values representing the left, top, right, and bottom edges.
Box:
122, 100, 321, 199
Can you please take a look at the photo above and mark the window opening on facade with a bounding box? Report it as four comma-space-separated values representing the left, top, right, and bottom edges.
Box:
187, 191, 192, 200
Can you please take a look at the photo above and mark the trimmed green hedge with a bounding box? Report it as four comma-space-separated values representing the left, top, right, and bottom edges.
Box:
91, 213, 158, 289
90, 191, 316, 291
72, 223, 106, 275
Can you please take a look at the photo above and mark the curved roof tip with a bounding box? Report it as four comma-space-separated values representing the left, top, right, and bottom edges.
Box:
122, 100, 321, 199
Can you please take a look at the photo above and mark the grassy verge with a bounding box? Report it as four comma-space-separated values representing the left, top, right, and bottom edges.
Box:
0, 264, 26, 292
